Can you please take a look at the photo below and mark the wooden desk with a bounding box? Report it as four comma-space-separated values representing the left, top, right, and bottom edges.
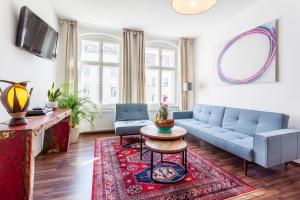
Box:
0, 109, 71, 200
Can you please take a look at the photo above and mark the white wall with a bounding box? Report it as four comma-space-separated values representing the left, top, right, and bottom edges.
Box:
194, 0, 300, 128
0, 0, 59, 156
0, 0, 59, 122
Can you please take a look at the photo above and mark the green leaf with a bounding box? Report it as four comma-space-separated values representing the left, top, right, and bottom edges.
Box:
58, 83, 97, 127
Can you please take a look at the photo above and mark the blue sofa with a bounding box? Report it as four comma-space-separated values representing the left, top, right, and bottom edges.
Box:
114, 104, 153, 145
173, 104, 300, 175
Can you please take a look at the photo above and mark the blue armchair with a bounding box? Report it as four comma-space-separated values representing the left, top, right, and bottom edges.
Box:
114, 104, 153, 145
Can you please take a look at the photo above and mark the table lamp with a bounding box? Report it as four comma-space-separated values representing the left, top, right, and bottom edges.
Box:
0, 80, 33, 126
182, 82, 192, 92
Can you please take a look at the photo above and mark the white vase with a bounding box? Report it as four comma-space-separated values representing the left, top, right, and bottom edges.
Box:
46, 101, 58, 109
70, 127, 80, 144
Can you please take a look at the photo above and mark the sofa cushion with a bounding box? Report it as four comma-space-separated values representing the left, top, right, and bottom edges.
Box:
176, 119, 229, 143
234, 109, 261, 136
115, 104, 149, 121
175, 118, 209, 127
175, 119, 217, 145
256, 112, 289, 133
222, 107, 241, 131
193, 104, 225, 126
222, 107, 289, 137
175, 119, 254, 161
114, 120, 153, 136
213, 132, 254, 161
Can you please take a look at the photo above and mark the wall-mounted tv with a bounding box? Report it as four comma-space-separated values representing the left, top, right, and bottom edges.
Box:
16, 6, 59, 60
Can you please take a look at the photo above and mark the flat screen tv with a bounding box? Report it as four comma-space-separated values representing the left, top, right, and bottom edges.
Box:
16, 6, 59, 60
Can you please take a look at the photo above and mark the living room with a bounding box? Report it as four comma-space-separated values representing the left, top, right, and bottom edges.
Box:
0, 0, 299, 199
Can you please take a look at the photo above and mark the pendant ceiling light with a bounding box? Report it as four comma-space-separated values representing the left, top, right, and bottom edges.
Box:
172, 0, 218, 15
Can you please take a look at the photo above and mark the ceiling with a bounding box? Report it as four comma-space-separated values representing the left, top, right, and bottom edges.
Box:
50, 0, 260, 38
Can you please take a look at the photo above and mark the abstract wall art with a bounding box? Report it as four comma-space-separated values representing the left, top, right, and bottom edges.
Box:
212, 20, 277, 85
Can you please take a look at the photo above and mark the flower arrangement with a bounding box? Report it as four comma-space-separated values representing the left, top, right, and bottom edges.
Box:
155, 95, 174, 133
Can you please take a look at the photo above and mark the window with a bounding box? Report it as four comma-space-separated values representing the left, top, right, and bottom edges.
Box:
145, 42, 177, 105
79, 35, 121, 105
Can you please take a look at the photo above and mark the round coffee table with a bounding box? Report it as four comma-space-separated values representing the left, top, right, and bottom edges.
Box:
140, 125, 187, 160
145, 139, 187, 183
140, 125, 187, 140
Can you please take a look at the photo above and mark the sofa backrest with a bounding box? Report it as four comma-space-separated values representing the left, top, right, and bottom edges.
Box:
222, 107, 289, 136
193, 104, 225, 126
115, 104, 149, 121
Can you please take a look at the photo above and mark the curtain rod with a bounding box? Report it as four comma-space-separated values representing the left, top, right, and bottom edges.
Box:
59, 20, 76, 25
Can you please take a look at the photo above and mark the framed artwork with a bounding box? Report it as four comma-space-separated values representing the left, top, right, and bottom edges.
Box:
212, 20, 277, 85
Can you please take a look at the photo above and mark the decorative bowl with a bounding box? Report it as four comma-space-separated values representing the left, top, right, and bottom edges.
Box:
155, 119, 174, 133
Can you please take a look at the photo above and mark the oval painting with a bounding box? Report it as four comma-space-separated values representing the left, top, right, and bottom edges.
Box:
217, 25, 276, 84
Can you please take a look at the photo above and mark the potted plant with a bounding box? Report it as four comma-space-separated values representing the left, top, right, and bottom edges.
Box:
47, 82, 61, 110
58, 85, 96, 143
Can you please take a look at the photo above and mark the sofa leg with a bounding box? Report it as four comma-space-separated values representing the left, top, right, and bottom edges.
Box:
285, 161, 300, 167
244, 160, 248, 176
120, 136, 123, 146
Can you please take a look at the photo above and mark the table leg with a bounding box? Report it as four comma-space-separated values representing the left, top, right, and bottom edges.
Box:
140, 134, 143, 160
0, 130, 34, 200
184, 150, 187, 173
150, 151, 154, 180
43, 116, 71, 153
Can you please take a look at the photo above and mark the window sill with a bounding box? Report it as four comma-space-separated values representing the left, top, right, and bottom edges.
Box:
95, 104, 180, 112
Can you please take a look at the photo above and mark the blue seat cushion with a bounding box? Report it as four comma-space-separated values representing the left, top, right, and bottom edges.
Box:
115, 120, 153, 136
175, 119, 254, 161
213, 132, 253, 161
175, 119, 228, 147
193, 104, 225, 126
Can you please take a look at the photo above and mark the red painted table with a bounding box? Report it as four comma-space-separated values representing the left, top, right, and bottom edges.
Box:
0, 109, 71, 200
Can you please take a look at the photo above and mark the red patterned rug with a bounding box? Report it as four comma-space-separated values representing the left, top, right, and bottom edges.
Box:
92, 137, 255, 200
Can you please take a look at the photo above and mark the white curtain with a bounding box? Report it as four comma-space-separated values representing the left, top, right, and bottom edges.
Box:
122, 29, 145, 103
58, 20, 78, 94
179, 38, 194, 110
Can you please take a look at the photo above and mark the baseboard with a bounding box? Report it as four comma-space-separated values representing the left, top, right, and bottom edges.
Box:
81, 129, 115, 134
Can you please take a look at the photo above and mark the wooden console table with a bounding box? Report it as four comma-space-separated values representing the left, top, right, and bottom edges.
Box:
0, 109, 71, 200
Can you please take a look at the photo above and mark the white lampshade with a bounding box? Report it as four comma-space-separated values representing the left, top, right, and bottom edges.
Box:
172, 0, 218, 15
182, 82, 193, 92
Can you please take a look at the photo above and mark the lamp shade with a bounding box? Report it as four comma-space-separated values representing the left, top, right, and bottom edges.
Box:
182, 82, 193, 92
0, 80, 33, 126
172, 0, 218, 15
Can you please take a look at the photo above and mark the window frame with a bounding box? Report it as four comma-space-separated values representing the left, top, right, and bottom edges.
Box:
145, 41, 178, 106
79, 33, 122, 106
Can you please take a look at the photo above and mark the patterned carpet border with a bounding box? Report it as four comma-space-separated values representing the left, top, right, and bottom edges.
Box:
92, 137, 255, 200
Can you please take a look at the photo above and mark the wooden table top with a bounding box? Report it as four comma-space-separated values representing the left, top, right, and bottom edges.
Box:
145, 139, 187, 154
0, 109, 71, 134
140, 125, 187, 140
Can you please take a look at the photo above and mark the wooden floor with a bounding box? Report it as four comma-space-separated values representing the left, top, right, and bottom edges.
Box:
33, 133, 300, 200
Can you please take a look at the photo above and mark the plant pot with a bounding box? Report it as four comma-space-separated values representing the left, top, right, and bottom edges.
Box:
70, 127, 80, 144
46, 101, 58, 110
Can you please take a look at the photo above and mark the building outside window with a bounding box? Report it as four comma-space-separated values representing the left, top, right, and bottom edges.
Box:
79, 32, 121, 105
145, 41, 177, 105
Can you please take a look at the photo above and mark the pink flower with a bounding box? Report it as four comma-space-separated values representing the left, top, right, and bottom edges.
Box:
161, 95, 168, 107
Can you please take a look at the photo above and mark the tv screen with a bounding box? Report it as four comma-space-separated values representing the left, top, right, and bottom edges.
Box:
16, 6, 58, 60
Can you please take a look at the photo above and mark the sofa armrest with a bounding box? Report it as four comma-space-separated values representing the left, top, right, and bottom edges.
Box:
253, 129, 300, 168
172, 111, 193, 119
